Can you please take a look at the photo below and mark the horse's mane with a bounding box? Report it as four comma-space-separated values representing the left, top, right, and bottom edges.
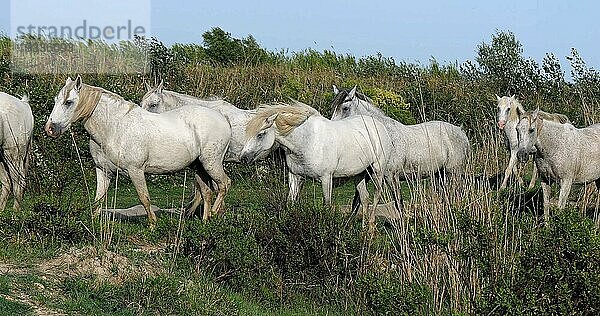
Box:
246, 101, 320, 137
521, 110, 570, 127
332, 88, 374, 108
332, 88, 388, 119
537, 111, 570, 124
63, 82, 134, 121
168, 90, 223, 102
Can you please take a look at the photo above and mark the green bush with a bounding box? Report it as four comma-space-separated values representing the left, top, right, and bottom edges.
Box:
359, 271, 432, 315
478, 209, 600, 315
182, 201, 365, 307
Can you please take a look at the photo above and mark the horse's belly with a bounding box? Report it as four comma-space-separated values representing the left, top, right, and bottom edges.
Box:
574, 164, 600, 184
401, 154, 445, 175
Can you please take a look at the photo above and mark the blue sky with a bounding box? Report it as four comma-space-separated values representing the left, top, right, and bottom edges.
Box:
1, 0, 598, 69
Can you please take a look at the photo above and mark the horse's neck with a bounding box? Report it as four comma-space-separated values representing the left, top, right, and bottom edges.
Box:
164, 90, 225, 109
84, 94, 136, 143
359, 100, 406, 127
275, 116, 316, 157
163, 91, 198, 108
536, 120, 568, 157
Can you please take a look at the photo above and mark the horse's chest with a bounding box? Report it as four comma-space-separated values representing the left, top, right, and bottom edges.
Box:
286, 156, 319, 178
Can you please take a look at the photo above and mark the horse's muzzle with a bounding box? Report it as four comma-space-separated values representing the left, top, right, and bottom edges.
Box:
517, 149, 530, 163
44, 121, 63, 138
497, 121, 505, 130
240, 152, 253, 164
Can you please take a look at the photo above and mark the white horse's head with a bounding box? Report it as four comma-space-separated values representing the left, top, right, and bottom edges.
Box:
45, 75, 101, 138
516, 110, 542, 163
140, 80, 167, 113
496, 94, 524, 130
240, 113, 278, 163
330, 85, 361, 120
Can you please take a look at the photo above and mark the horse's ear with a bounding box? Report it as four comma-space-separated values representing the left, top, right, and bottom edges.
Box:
348, 86, 357, 99
157, 80, 164, 93
66, 77, 73, 85
495, 94, 501, 101
74, 75, 83, 91
517, 105, 525, 116
535, 113, 544, 132
263, 113, 278, 129
332, 85, 339, 95
145, 81, 152, 91
511, 94, 516, 99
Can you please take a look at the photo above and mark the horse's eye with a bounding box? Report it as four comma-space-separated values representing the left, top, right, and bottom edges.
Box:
529, 128, 535, 133
342, 106, 349, 112
257, 132, 264, 140
150, 103, 157, 108
65, 100, 74, 107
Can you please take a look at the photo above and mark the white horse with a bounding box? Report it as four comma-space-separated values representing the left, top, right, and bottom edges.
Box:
140, 81, 262, 163
44, 76, 232, 226
240, 101, 392, 228
0, 92, 33, 211
496, 95, 569, 190
331, 86, 470, 207
516, 110, 600, 219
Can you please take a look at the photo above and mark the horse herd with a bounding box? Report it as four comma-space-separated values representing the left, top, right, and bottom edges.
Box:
1, 76, 599, 230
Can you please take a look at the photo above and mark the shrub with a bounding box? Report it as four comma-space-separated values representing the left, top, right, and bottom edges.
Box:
478, 209, 600, 315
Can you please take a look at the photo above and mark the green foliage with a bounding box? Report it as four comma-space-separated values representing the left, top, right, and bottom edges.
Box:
182, 202, 364, 307
58, 274, 241, 316
0, 202, 88, 246
0, 297, 32, 316
478, 210, 600, 315
359, 272, 432, 315
202, 27, 271, 66
364, 87, 415, 124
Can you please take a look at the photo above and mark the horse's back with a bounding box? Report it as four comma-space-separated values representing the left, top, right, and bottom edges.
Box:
164, 105, 230, 131
399, 120, 470, 174
314, 116, 391, 175
0, 92, 34, 148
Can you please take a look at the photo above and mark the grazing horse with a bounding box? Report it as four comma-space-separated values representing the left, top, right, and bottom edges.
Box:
331, 86, 470, 208
0, 92, 33, 211
44, 76, 232, 227
516, 110, 600, 220
240, 101, 392, 229
140, 81, 262, 162
496, 95, 569, 189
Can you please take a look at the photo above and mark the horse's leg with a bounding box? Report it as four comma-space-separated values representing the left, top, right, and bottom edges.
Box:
203, 162, 231, 218
369, 173, 385, 234
93, 167, 113, 216
127, 169, 157, 228
557, 178, 573, 210
500, 151, 518, 189
185, 162, 212, 219
541, 181, 551, 222
0, 162, 10, 212
184, 173, 204, 219
10, 155, 27, 212
513, 162, 524, 187
195, 172, 214, 219
320, 174, 333, 206
528, 162, 538, 190
287, 172, 304, 203
391, 173, 404, 212
352, 173, 370, 214
356, 177, 371, 229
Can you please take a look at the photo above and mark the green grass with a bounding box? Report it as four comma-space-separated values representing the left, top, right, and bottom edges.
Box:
0, 297, 33, 316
